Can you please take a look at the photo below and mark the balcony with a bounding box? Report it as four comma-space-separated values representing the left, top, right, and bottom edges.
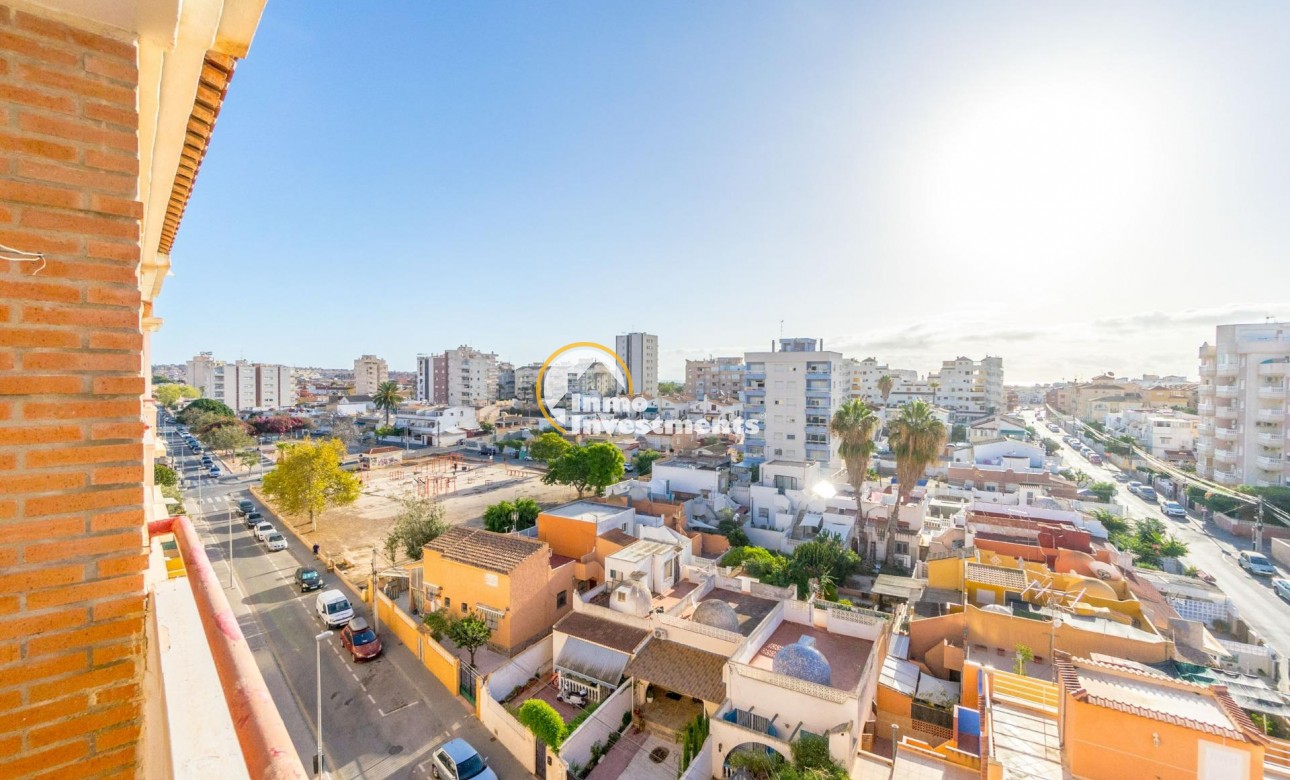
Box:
1216, 385, 1239, 398
1216, 363, 1239, 377
1214, 468, 1240, 484
1196, 441, 1214, 455
1198, 402, 1215, 415
1215, 427, 1239, 441
1199, 423, 1215, 435
1259, 385, 1286, 399
1215, 448, 1238, 464
1259, 409, 1286, 422
1258, 432, 1284, 446
1258, 455, 1284, 471
1198, 385, 1215, 397
1216, 406, 1238, 420
1200, 364, 1216, 377
1259, 362, 1290, 376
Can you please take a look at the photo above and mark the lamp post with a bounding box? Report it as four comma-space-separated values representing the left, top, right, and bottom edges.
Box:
889, 723, 899, 777
370, 547, 380, 638
227, 497, 234, 589
314, 630, 333, 777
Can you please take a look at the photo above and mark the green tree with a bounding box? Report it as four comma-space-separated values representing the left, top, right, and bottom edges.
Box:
949, 423, 968, 443
724, 748, 784, 779
201, 422, 254, 454
830, 399, 879, 514
448, 612, 492, 668
1040, 438, 1061, 456
152, 374, 174, 385
262, 438, 361, 533
383, 497, 447, 562
372, 380, 404, 426
658, 380, 684, 395
236, 448, 261, 472
514, 497, 540, 530
877, 374, 894, 406
887, 400, 947, 557
154, 383, 200, 409
542, 442, 626, 497
483, 500, 518, 533
789, 533, 860, 599
478, 420, 496, 434
328, 416, 362, 449
154, 463, 178, 487
516, 699, 566, 748
1014, 644, 1034, 676
529, 432, 572, 464
177, 397, 235, 424
633, 449, 664, 476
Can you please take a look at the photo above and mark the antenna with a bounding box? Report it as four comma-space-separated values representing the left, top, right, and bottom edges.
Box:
780, 320, 784, 340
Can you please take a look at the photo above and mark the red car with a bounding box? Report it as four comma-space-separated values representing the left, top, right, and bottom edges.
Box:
339, 617, 382, 661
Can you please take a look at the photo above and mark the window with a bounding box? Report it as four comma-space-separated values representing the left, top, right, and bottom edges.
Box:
895, 541, 909, 555
444, 597, 451, 608
616, 591, 626, 603
663, 558, 674, 580
609, 569, 619, 580
460, 602, 468, 614
480, 609, 501, 632
556, 590, 568, 609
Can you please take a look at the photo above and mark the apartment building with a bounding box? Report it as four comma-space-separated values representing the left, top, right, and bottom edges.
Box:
416, 345, 500, 407
615, 332, 659, 397
512, 362, 542, 407
496, 361, 515, 401
685, 356, 745, 400
185, 353, 296, 411
931, 355, 1005, 422
1197, 322, 1290, 487
352, 353, 388, 396
740, 338, 850, 469
848, 357, 919, 406
1107, 408, 1199, 460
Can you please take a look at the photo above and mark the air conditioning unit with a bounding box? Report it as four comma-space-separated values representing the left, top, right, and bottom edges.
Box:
653, 628, 668, 640
895, 554, 912, 569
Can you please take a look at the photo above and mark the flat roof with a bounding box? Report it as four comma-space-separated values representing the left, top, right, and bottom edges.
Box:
748, 622, 873, 693
543, 500, 629, 523
609, 539, 677, 563
688, 588, 778, 637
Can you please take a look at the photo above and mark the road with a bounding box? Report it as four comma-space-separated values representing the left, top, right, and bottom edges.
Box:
1026, 410, 1290, 681
161, 418, 530, 779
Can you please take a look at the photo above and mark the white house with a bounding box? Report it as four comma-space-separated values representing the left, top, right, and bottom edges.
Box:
393, 406, 479, 446
967, 414, 1028, 441
650, 455, 731, 499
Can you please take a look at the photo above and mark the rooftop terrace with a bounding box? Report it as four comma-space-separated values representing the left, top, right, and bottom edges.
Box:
544, 500, 630, 522
748, 621, 873, 693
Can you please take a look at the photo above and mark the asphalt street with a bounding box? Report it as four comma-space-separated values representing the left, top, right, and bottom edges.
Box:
161, 419, 531, 779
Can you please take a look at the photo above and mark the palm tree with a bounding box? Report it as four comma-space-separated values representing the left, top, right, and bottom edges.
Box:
373, 381, 404, 426
887, 400, 947, 556
877, 374, 894, 407
830, 399, 879, 515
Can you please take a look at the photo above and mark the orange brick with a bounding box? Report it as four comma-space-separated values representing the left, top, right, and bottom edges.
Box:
27, 443, 138, 468
91, 681, 139, 707
0, 354, 12, 371
89, 421, 146, 440
0, 695, 91, 736
0, 564, 86, 595
94, 553, 147, 579
90, 465, 142, 487
0, 501, 15, 520
14, 159, 134, 197
17, 65, 135, 111
85, 240, 140, 264
39, 259, 138, 285
0, 607, 87, 639
0, 278, 82, 303
0, 227, 80, 255
0, 596, 18, 616
91, 376, 144, 395
34, 743, 133, 779
19, 207, 138, 241
90, 596, 142, 623
28, 700, 135, 750
0, 375, 82, 395
84, 149, 137, 176
0, 82, 76, 116
82, 102, 138, 131
18, 111, 136, 153
30, 662, 135, 704
22, 304, 138, 330
0, 644, 19, 667
0, 179, 81, 210
0, 424, 82, 445
84, 54, 137, 84
27, 575, 141, 611
0, 29, 82, 69
14, 11, 137, 62
6, 652, 91, 691
93, 722, 140, 752
26, 618, 139, 659
0, 471, 83, 493
1, 517, 86, 544
0, 691, 21, 711
0, 130, 77, 162
0, 327, 81, 347
86, 332, 142, 352
0, 738, 89, 777
86, 286, 139, 308
25, 489, 141, 519
0, 733, 19, 759
25, 352, 139, 373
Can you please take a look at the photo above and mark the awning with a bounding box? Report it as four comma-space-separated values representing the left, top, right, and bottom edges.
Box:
880, 655, 919, 696
872, 574, 926, 601
556, 637, 630, 689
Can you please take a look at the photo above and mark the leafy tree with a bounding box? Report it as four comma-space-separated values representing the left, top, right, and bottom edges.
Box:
154, 383, 200, 409
877, 374, 894, 406
423, 608, 453, 641
177, 398, 235, 423
483, 500, 518, 533
724, 748, 784, 779
887, 400, 947, 559
383, 497, 447, 562
201, 422, 255, 454
529, 432, 572, 464
1087, 481, 1117, 503
788, 532, 860, 598
791, 734, 841, 774
1040, 438, 1060, 456
516, 699, 566, 748
154, 463, 178, 487
262, 438, 361, 533
373, 425, 407, 438
633, 449, 664, 476
1014, 644, 1034, 676
478, 420, 496, 434
152, 374, 175, 385
447, 611, 493, 668
949, 423, 968, 443
658, 380, 684, 395
514, 497, 541, 531
542, 442, 626, 497
1090, 509, 1129, 536
236, 448, 261, 472
328, 416, 362, 448
830, 399, 879, 514
248, 416, 311, 435
373, 380, 404, 426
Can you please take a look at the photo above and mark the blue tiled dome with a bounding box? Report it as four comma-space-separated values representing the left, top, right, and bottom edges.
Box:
692, 600, 740, 633
772, 635, 832, 686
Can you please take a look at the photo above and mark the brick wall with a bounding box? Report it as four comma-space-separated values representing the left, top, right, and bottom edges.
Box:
0, 6, 146, 778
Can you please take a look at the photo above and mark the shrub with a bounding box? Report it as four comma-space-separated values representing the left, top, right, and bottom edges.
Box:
516, 699, 566, 747
154, 463, 178, 487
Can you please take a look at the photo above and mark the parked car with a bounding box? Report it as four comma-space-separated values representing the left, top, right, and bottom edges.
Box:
430, 739, 496, 780
244, 510, 263, 528
1111, 472, 1130, 483
1161, 501, 1187, 518
237, 498, 254, 515
209, 466, 222, 478
1239, 550, 1277, 577
316, 589, 354, 628
1137, 487, 1157, 502
252, 521, 275, 541
339, 617, 382, 661
1127, 481, 1143, 494
265, 533, 288, 552
295, 566, 324, 592
1274, 578, 1290, 601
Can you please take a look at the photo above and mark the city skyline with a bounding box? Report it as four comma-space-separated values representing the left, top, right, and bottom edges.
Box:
150, 1, 1290, 383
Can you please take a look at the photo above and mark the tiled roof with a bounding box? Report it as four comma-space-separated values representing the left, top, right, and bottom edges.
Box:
624, 639, 727, 703
424, 526, 545, 574
598, 529, 637, 547
964, 562, 1027, 591
555, 612, 649, 654
1054, 655, 1266, 743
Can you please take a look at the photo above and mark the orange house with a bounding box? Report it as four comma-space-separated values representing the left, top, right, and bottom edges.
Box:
1054, 655, 1268, 779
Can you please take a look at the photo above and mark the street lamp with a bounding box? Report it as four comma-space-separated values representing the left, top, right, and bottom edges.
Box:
314, 630, 333, 777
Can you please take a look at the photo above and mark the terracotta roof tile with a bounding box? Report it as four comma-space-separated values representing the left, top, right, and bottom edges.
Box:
624, 639, 727, 703
424, 526, 545, 574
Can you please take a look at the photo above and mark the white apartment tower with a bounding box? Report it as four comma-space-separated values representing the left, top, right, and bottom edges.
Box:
848, 358, 919, 407
615, 332, 659, 397
185, 353, 295, 412
740, 338, 850, 469
1197, 322, 1290, 487
416, 346, 499, 407
353, 354, 388, 397
932, 356, 1004, 421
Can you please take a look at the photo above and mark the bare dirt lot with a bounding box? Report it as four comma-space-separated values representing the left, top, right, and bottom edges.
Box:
260, 456, 579, 576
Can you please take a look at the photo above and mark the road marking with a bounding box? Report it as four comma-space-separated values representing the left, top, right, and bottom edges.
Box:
367, 694, 376, 705
378, 701, 418, 718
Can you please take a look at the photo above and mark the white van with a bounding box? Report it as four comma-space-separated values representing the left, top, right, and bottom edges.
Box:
316, 589, 354, 627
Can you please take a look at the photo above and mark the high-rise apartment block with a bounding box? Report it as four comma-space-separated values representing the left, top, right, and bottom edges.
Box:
685, 356, 745, 399
615, 332, 659, 397
932, 356, 1005, 421
1197, 322, 1290, 487
740, 338, 850, 469
497, 362, 515, 401
848, 358, 919, 406
185, 353, 295, 411
353, 354, 388, 396
416, 345, 500, 407
514, 363, 543, 407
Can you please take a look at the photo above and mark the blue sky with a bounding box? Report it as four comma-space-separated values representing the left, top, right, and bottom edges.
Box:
155, 2, 1290, 383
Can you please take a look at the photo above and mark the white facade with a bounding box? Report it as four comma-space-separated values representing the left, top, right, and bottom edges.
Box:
394, 406, 479, 446
513, 363, 541, 406
932, 356, 1004, 421
1197, 322, 1290, 487
848, 358, 919, 407
1108, 408, 1198, 459
741, 338, 849, 469
185, 353, 294, 412
615, 332, 659, 398
352, 354, 388, 397
416, 346, 500, 407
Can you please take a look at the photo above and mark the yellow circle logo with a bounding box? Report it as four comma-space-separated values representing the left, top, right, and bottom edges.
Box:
537, 343, 634, 435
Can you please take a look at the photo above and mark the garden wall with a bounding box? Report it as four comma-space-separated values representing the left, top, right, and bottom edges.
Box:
559, 681, 633, 772
479, 678, 537, 774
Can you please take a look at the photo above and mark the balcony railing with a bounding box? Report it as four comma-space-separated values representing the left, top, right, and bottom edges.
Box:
1215, 449, 1238, 464
147, 516, 307, 780
1199, 364, 1216, 377
1216, 363, 1239, 377
1198, 403, 1215, 415
1216, 406, 1238, 420
1258, 455, 1283, 471
1196, 441, 1214, 455
1259, 362, 1290, 377
1260, 409, 1286, 422
1259, 432, 1284, 446
1214, 468, 1240, 483
1216, 427, 1239, 441
1215, 385, 1239, 398
1259, 385, 1287, 399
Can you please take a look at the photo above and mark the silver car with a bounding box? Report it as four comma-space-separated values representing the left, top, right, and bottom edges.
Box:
430, 738, 497, 780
